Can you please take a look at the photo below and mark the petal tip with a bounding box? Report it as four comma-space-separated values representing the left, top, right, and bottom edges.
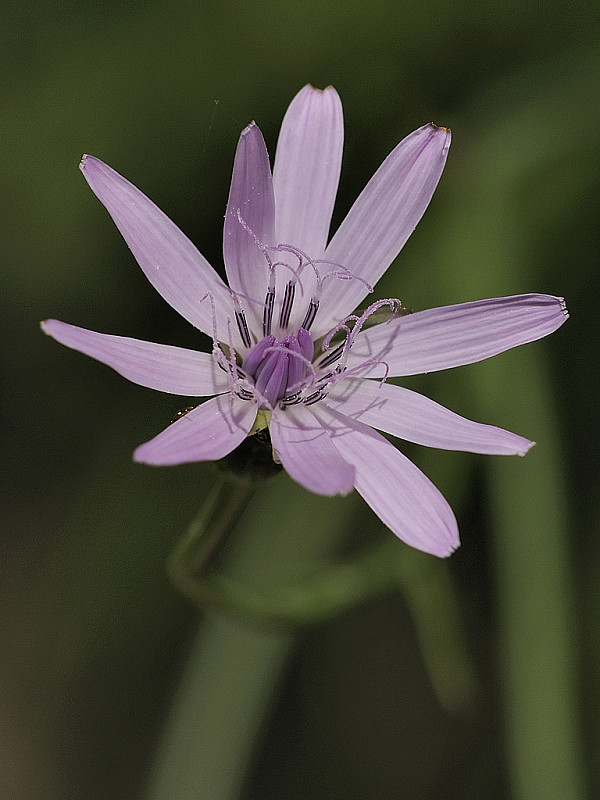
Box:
305, 83, 338, 95
79, 154, 105, 181
132, 443, 159, 466
40, 318, 57, 337
435, 515, 461, 558
518, 439, 536, 457
239, 120, 268, 151
427, 122, 452, 149
79, 153, 94, 172
428, 122, 449, 132
417, 529, 460, 559
241, 121, 257, 137
431, 523, 460, 558
442, 540, 460, 558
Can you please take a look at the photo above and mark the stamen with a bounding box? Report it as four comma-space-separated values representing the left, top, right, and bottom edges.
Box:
263, 287, 275, 337
315, 371, 333, 386
304, 390, 328, 406
300, 298, 320, 331
279, 280, 296, 329
319, 323, 352, 370
235, 309, 252, 349
316, 342, 344, 369
281, 392, 302, 406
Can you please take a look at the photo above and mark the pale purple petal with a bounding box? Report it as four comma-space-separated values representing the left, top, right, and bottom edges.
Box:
41, 319, 230, 396
133, 395, 257, 465
326, 378, 534, 455
223, 123, 276, 340
311, 404, 459, 556
347, 294, 569, 377
270, 403, 355, 496
314, 124, 451, 336
272, 85, 343, 259
79, 156, 235, 344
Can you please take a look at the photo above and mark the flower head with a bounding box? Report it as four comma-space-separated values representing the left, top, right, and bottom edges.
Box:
42, 85, 568, 557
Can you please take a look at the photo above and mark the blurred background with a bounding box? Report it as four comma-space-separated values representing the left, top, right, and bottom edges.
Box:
2, 1, 599, 798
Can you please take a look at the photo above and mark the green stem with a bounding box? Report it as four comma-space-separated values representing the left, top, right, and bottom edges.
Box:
145, 477, 358, 800
168, 473, 257, 602
481, 348, 585, 800
167, 479, 478, 711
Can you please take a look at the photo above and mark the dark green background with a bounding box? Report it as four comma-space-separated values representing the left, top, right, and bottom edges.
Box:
3, 1, 598, 798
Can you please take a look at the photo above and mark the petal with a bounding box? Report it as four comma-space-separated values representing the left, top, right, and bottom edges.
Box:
41, 319, 229, 396
347, 294, 569, 377
134, 394, 257, 465
79, 156, 235, 344
270, 403, 355, 496
223, 123, 276, 338
311, 403, 459, 557
272, 85, 344, 259
315, 124, 451, 336
326, 378, 534, 455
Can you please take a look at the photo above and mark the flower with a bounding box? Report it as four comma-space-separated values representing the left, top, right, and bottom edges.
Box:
42, 85, 568, 557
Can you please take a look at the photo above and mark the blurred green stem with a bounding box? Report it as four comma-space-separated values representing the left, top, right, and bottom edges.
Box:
146, 472, 477, 800
168, 474, 257, 603
168, 473, 477, 706
479, 348, 585, 800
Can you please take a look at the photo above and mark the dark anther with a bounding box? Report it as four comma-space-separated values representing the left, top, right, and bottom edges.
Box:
279, 281, 296, 329
300, 298, 319, 331
317, 342, 344, 369
263, 288, 275, 337
281, 392, 302, 406
303, 390, 325, 406
235, 309, 252, 348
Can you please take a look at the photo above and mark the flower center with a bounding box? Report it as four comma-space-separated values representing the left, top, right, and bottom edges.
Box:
242, 328, 314, 408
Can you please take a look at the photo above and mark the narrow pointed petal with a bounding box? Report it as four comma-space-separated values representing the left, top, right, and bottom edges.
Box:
311, 404, 459, 556
134, 395, 257, 465
326, 378, 534, 455
270, 404, 354, 496
79, 156, 234, 343
223, 123, 276, 337
41, 319, 230, 396
347, 294, 569, 377
273, 85, 344, 258
315, 124, 451, 335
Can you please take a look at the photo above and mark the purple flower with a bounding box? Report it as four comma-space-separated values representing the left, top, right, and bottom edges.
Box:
42, 85, 568, 557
